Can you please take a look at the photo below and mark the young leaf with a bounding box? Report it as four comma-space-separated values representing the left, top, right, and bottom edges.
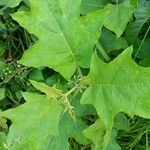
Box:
104, 0, 135, 37
83, 119, 121, 150
12, 0, 107, 80
114, 113, 130, 132
83, 119, 105, 150
81, 46, 150, 132
29, 80, 62, 99
2, 92, 62, 149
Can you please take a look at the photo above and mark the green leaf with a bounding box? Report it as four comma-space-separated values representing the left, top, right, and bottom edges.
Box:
81, 0, 110, 14
134, 39, 150, 59
2, 92, 62, 149
125, 1, 150, 44
12, 0, 106, 80
30, 80, 62, 99
0, 60, 6, 70
130, 0, 138, 8
71, 93, 96, 117
83, 119, 121, 150
0, 132, 7, 150
114, 113, 130, 132
100, 28, 128, 53
0, 110, 7, 129
46, 94, 92, 149
104, 0, 135, 37
0, 22, 6, 31
45, 74, 60, 87
140, 58, 150, 67
83, 119, 105, 150
47, 114, 89, 150
81, 46, 150, 132
0, 0, 22, 8
2, 92, 90, 150
29, 68, 44, 81
0, 88, 5, 101
0, 0, 22, 15
0, 43, 6, 58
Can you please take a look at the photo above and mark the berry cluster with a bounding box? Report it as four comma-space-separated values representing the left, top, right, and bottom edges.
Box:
0, 64, 22, 81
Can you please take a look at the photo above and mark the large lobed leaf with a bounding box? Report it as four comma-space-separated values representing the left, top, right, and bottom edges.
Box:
11, 0, 108, 80
11, 0, 134, 80
2, 80, 89, 149
2, 92, 62, 149
81, 46, 150, 148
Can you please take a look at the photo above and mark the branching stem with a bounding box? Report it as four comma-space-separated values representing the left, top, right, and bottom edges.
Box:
65, 84, 79, 97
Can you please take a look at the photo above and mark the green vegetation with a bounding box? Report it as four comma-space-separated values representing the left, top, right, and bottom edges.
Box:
0, 0, 150, 149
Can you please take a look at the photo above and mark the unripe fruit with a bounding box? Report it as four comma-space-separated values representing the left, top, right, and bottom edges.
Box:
6, 67, 9, 71
17, 64, 21, 68
8, 70, 12, 74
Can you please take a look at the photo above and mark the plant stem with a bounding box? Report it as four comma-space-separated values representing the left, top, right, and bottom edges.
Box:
77, 65, 83, 77
65, 84, 78, 97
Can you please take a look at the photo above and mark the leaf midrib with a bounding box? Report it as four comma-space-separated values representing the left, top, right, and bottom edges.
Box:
46, 2, 78, 66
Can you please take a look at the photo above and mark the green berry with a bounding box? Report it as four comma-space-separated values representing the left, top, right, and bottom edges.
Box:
8, 70, 12, 74
6, 67, 9, 71
24, 70, 27, 73
4, 72, 8, 75
1, 77, 4, 80
17, 64, 21, 68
